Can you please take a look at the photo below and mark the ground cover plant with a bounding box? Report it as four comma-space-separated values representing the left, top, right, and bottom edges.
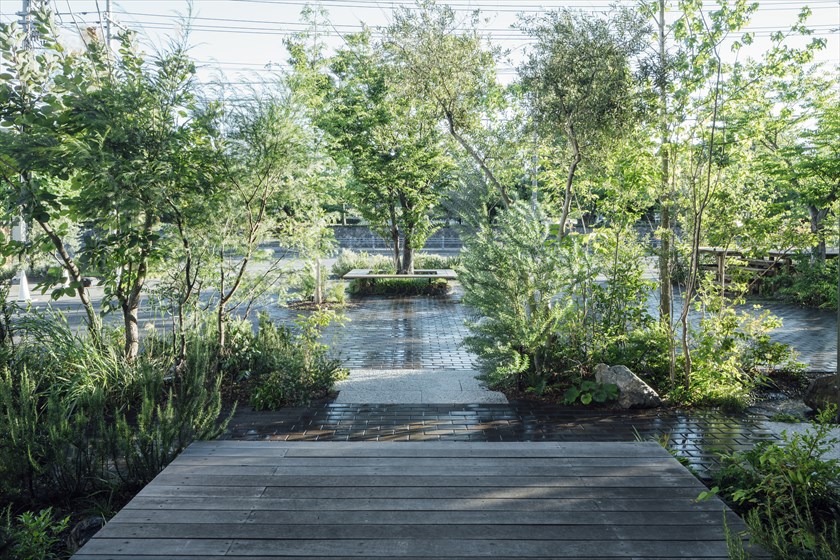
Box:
707, 407, 840, 559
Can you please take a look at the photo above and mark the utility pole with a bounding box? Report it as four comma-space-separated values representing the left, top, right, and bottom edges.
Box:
105, 0, 111, 47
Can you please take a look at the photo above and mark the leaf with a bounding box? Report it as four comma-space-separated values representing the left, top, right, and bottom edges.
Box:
696, 487, 720, 502
580, 393, 593, 405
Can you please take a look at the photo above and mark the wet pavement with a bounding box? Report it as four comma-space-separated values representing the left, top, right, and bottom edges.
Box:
222, 403, 776, 480
223, 287, 833, 478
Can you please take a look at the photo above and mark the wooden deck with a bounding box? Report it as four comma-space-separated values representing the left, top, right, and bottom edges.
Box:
73, 441, 760, 559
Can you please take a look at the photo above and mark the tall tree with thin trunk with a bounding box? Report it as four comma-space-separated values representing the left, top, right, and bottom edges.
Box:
519, 8, 647, 238
64, 31, 211, 360
0, 10, 100, 339
385, 0, 510, 209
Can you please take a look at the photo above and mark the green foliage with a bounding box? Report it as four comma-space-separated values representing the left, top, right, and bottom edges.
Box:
765, 256, 839, 310
348, 278, 449, 297
312, 30, 453, 273
331, 250, 395, 277
712, 406, 840, 557
670, 290, 802, 409
0, 312, 230, 504
1, 507, 69, 560
461, 202, 657, 395
598, 323, 672, 391
107, 335, 230, 489
460, 203, 568, 390
249, 312, 348, 410
414, 253, 461, 271
563, 380, 619, 406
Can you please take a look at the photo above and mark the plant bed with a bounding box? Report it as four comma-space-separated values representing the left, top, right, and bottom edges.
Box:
349, 277, 452, 297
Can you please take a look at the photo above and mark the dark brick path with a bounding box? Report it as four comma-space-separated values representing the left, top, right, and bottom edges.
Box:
222, 403, 775, 480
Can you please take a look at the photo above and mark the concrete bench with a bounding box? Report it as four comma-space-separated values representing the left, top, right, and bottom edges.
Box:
342, 268, 457, 284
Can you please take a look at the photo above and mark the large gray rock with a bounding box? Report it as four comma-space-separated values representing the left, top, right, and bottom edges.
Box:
594, 363, 662, 409
804, 375, 840, 412
67, 516, 105, 552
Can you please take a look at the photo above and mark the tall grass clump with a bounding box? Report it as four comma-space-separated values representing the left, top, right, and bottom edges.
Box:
0, 310, 231, 508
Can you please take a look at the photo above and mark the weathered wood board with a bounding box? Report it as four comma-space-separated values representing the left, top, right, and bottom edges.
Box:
73, 441, 763, 559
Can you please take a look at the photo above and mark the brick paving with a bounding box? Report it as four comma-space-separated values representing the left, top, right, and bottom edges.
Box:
263, 291, 476, 370
223, 286, 835, 478
222, 403, 776, 480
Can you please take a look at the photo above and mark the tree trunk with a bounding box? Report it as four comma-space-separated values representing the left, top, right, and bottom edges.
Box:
313, 259, 323, 305
218, 249, 227, 352
122, 299, 140, 360
389, 204, 402, 273
36, 218, 100, 340
656, 0, 676, 385
402, 235, 415, 274
809, 205, 828, 263
558, 131, 582, 239
218, 305, 226, 351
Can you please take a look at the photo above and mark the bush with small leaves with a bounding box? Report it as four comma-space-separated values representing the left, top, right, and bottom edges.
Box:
710, 406, 840, 557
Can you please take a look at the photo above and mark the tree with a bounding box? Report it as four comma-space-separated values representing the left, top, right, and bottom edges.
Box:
0, 10, 100, 338
317, 32, 453, 273
385, 0, 511, 209
519, 8, 647, 238
209, 89, 317, 349
61, 30, 215, 360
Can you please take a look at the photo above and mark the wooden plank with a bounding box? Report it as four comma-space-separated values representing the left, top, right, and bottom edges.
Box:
168, 456, 678, 468
78, 537, 732, 557
161, 464, 689, 477
225, 538, 733, 557
74, 441, 755, 559
148, 473, 707, 489
184, 441, 672, 458
137, 484, 707, 500
98, 522, 733, 541
124, 496, 724, 512
73, 556, 734, 560
110, 508, 745, 527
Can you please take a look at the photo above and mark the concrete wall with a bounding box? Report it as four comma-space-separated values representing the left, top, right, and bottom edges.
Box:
329, 225, 463, 251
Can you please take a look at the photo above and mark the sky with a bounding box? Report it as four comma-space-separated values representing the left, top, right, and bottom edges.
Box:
1, 0, 838, 90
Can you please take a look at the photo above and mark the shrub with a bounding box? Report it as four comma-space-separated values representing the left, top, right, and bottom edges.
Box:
349, 278, 450, 296
671, 290, 802, 410
0, 507, 69, 560
562, 380, 619, 405
0, 312, 231, 502
331, 249, 394, 277
460, 203, 569, 391
711, 406, 840, 557
597, 323, 672, 393
764, 255, 838, 310
106, 336, 231, 489
249, 311, 348, 410
414, 253, 461, 270
460, 203, 654, 394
